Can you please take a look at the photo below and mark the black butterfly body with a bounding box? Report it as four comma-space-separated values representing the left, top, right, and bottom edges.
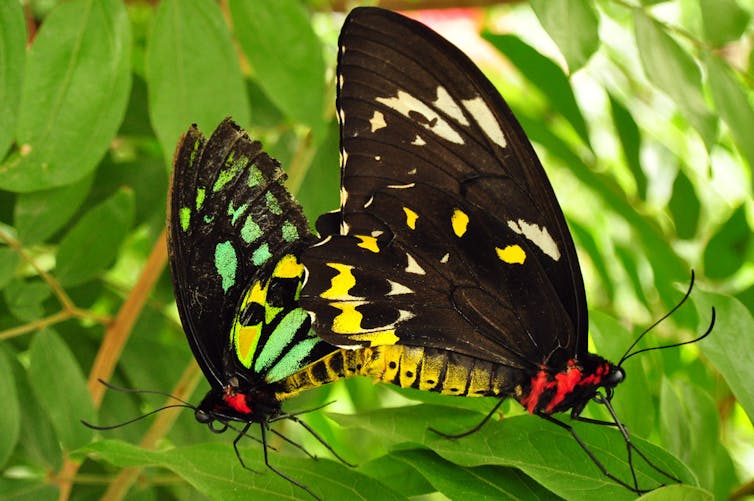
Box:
300, 7, 666, 491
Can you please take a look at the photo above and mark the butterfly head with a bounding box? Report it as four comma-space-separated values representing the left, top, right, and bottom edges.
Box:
194, 380, 282, 429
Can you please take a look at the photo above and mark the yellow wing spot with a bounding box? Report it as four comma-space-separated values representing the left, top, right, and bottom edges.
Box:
355, 234, 380, 253
330, 302, 364, 334
273, 254, 304, 279
235, 325, 261, 366
247, 281, 267, 306
403, 207, 419, 230
496, 245, 526, 264
451, 209, 469, 237
351, 329, 400, 346
322, 263, 357, 300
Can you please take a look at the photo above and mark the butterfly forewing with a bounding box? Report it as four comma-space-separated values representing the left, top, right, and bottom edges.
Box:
169, 119, 329, 388
301, 8, 588, 368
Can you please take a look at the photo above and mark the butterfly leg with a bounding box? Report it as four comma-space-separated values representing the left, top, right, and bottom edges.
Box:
540, 412, 670, 494
284, 414, 358, 467
429, 398, 505, 439
592, 393, 681, 484
260, 423, 322, 501
232, 422, 262, 474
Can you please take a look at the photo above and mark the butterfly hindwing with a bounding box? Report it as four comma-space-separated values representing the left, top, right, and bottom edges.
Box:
169, 118, 331, 389
301, 7, 588, 368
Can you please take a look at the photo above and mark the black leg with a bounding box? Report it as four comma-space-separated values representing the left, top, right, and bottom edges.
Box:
260, 423, 322, 501
429, 398, 505, 439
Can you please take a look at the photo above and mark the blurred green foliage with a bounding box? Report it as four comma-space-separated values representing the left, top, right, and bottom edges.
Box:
0, 0, 752, 500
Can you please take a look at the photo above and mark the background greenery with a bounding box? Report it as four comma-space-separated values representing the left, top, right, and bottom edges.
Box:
0, 0, 752, 499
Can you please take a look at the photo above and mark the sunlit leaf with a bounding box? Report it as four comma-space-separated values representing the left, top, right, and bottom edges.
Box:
2, 0, 131, 192
0, 0, 26, 161
146, 0, 250, 163
531, 0, 599, 72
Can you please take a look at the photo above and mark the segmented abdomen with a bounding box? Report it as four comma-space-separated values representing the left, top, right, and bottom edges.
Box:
275, 345, 524, 400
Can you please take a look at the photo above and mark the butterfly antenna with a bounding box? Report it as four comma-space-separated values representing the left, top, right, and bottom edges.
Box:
95, 378, 194, 407
619, 271, 714, 365
81, 404, 193, 430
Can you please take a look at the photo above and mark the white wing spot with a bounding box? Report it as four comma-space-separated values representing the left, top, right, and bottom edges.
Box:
387, 183, 415, 190
411, 135, 426, 146
375, 155, 381, 161
507, 219, 560, 261
340, 187, 348, 209
405, 253, 426, 275
440, 253, 449, 263
371, 230, 383, 237
387, 280, 413, 295
370, 111, 387, 132
363, 195, 374, 208
462, 96, 507, 148
434, 86, 469, 125
311, 235, 332, 248
377, 90, 464, 144
408, 168, 417, 175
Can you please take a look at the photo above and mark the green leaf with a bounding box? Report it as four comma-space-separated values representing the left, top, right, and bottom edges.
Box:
699, 0, 749, 46
706, 54, 754, 172
28, 329, 95, 451
703, 205, 751, 279
81, 440, 404, 501
1, 0, 131, 192
0, 345, 20, 468
0, 480, 58, 501
633, 10, 717, 149
358, 454, 434, 497
0, 0, 26, 161
14, 174, 94, 245
56, 188, 134, 286
296, 119, 340, 220
331, 406, 694, 501
230, 0, 326, 138
638, 484, 712, 500
3, 279, 51, 322
0, 247, 19, 290
145, 0, 250, 163
484, 34, 591, 148
608, 94, 646, 200
660, 379, 718, 491
668, 169, 699, 239
692, 291, 754, 423
391, 449, 554, 500
530, 0, 599, 72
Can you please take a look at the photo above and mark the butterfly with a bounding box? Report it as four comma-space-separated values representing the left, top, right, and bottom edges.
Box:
168, 118, 357, 498
299, 6, 713, 493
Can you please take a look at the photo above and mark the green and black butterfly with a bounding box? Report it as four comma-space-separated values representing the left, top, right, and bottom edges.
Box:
299, 7, 714, 494
168, 118, 359, 497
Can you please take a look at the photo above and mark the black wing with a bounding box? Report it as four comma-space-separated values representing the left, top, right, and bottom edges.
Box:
301, 8, 587, 369
168, 118, 319, 388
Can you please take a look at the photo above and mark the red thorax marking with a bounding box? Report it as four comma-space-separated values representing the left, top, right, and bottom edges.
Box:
520, 360, 609, 414
223, 390, 252, 414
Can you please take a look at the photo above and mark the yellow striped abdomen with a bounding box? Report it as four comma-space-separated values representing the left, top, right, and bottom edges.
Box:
274, 345, 521, 400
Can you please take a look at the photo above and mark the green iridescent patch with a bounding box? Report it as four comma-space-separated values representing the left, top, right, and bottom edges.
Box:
180, 207, 191, 231
248, 167, 265, 188
252, 243, 272, 266
281, 220, 299, 242
196, 188, 206, 210
264, 336, 321, 383
213, 155, 249, 192
214, 241, 237, 292
254, 308, 309, 372
228, 201, 249, 225
265, 191, 282, 215
241, 216, 263, 243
